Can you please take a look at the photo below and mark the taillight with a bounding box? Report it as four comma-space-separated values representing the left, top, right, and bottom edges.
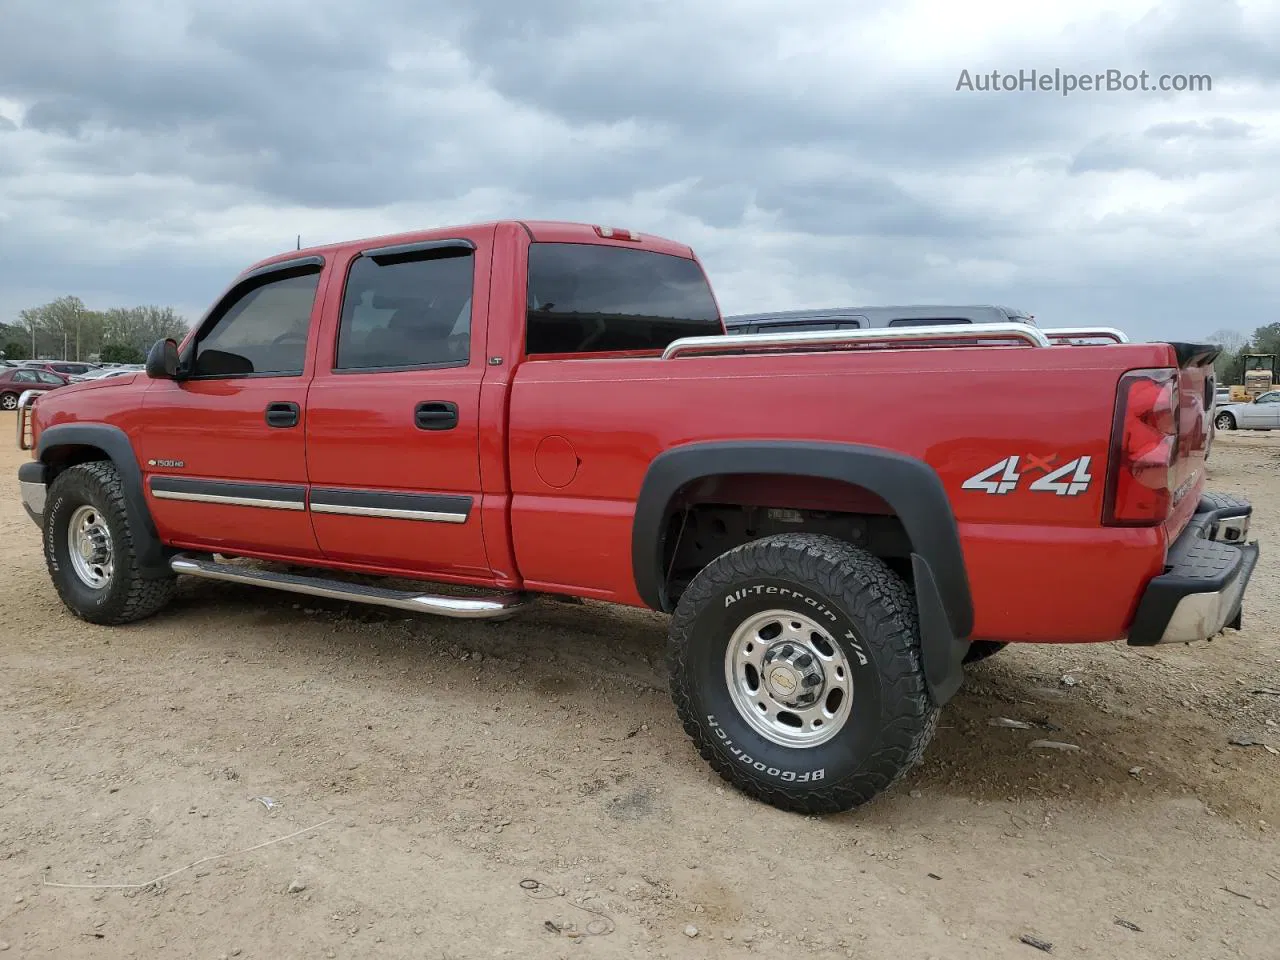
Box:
1103, 368, 1179, 526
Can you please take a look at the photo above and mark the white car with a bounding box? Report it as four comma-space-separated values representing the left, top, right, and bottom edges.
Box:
1213, 390, 1280, 431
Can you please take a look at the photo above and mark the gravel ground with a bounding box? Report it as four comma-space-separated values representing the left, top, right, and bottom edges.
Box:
1, 417, 1278, 959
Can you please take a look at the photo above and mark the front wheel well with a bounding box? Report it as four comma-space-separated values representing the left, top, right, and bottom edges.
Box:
42, 443, 113, 481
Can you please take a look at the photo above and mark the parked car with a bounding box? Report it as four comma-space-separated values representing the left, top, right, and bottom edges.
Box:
723, 303, 1036, 334
14, 220, 1255, 816
77, 367, 139, 381
0, 367, 68, 408
17, 361, 100, 383
1213, 390, 1280, 431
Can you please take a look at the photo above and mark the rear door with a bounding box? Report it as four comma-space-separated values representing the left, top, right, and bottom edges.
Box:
1254, 392, 1280, 428
303, 229, 494, 581
1237, 392, 1278, 428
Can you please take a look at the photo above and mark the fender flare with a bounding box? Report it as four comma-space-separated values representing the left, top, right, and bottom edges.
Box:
631, 440, 973, 704
37, 423, 172, 578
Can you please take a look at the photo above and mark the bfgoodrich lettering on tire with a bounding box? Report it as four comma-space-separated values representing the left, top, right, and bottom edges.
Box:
667, 532, 938, 814
43, 461, 177, 625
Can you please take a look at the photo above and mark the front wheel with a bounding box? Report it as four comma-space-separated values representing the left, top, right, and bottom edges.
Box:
1215, 412, 1236, 431
43, 461, 177, 625
667, 532, 939, 815
1, 392, 18, 410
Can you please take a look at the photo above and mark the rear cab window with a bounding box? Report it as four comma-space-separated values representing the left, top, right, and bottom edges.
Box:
525, 243, 721, 355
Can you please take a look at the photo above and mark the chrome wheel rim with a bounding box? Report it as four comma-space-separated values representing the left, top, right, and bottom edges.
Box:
67, 504, 114, 589
1, 394, 16, 409
1215, 414, 1232, 429
723, 608, 854, 748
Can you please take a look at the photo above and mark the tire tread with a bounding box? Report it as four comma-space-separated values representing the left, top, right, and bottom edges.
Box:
44, 460, 176, 625
667, 532, 938, 815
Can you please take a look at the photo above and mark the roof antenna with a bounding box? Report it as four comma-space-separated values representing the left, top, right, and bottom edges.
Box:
296, 234, 301, 250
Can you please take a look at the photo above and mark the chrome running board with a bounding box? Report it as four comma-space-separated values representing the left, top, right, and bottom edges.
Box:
170, 554, 528, 620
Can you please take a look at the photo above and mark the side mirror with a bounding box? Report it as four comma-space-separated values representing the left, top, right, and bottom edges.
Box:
145, 338, 180, 380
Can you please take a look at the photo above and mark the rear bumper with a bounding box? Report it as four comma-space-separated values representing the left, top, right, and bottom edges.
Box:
1127, 492, 1258, 646
18, 460, 46, 526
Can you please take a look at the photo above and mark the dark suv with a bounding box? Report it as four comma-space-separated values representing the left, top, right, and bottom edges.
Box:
25, 361, 99, 379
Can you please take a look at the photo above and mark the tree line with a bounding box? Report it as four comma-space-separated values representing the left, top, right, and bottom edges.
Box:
1206, 324, 1280, 386
1, 296, 191, 364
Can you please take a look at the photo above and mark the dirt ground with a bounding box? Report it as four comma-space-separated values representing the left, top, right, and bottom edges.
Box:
1, 417, 1278, 960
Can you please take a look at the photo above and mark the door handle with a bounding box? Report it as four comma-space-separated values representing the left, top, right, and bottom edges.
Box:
265, 401, 300, 428
415, 401, 458, 431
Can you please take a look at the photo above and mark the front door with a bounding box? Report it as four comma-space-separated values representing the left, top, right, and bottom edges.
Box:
139, 258, 327, 559
304, 231, 492, 581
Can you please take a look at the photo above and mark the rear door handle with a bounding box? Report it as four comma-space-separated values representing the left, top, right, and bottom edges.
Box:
265, 401, 300, 428
415, 401, 458, 431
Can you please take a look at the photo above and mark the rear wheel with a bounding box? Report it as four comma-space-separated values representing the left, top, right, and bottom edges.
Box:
1215, 412, 1236, 430
1, 392, 18, 410
667, 532, 938, 815
43, 461, 177, 625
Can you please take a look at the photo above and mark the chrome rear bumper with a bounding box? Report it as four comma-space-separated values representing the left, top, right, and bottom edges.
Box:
1127, 493, 1258, 645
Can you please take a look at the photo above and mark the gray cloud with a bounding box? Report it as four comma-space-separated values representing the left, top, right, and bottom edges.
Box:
1145, 118, 1255, 140
0, 0, 1277, 342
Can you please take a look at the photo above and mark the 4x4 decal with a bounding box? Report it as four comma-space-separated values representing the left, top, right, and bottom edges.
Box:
962, 454, 1093, 496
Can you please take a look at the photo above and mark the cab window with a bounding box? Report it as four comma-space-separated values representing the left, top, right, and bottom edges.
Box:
192, 266, 322, 377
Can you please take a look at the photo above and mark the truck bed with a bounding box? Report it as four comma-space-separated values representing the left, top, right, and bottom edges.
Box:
506, 339, 1207, 643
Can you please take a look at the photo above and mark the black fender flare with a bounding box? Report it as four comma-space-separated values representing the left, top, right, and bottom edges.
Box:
631, 440, 973, 704
37, 423, 172, 578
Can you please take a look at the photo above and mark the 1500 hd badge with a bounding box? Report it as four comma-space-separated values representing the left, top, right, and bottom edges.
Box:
962, 454, 1093, 496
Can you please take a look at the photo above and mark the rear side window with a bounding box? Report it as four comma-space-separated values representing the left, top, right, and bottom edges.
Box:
194, 267, 321, 377
756, 321, 861, 333
887, 317, 972, 327
525, 243, 721, 354
336, 248, 474, 371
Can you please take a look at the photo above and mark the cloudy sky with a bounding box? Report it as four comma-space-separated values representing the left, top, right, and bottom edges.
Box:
0, 0, 1277, 342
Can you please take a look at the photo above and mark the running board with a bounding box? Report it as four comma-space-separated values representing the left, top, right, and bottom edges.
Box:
169, 554, 528, 620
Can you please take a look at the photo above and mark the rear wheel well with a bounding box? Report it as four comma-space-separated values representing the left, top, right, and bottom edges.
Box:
660, 473, 913, 604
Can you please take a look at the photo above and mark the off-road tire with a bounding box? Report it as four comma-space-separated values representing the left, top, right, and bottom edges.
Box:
1214, 412, 1236, 431
667, 532, 939, 815
962, 640, 1008, 664
44, 461, 177, 625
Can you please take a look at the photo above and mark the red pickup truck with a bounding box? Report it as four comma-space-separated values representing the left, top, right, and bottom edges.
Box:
14, 220, 1258, 814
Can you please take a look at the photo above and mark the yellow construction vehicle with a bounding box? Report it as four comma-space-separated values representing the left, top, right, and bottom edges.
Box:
1235, 353, 1277, 400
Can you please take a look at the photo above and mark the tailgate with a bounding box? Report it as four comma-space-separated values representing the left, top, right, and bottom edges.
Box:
1164, 342, 1219, 541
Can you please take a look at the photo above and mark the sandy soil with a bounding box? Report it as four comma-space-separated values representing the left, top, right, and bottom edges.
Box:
1, 416, 1278, 959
